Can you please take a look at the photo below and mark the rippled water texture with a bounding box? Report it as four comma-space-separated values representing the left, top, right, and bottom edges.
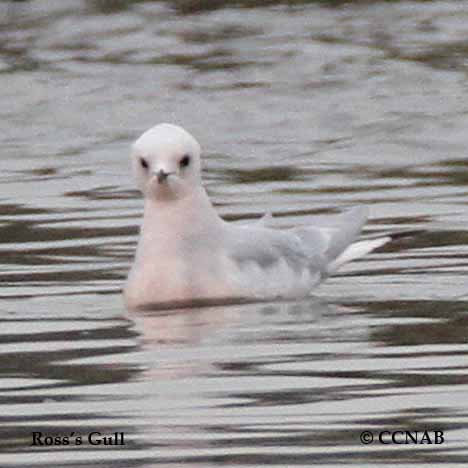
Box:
1, 1, 468, 466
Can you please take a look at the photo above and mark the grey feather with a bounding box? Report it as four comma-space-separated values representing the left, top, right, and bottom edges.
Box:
227, 206, 368, 276
226, 226, 316, 274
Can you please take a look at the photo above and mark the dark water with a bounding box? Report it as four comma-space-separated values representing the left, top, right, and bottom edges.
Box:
1, 1, 468, 466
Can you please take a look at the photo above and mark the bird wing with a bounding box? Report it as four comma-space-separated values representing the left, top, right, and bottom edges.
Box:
293, 206, 368, 261
291, 206, 387, 274
225, 224, 325, 274
223, 206, 381, 289
255, 211, 273, 227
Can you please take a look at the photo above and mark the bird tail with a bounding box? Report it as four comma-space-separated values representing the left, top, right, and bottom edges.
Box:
323, 206, 369, 263
294, 206, 420, 276
326, 227, 424, 275
326, 236, 390, 274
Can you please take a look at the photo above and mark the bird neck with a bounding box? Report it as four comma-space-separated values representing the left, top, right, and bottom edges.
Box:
139, 186, 222, 246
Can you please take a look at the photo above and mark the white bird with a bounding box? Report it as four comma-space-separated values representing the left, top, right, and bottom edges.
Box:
124, 123, 390, 309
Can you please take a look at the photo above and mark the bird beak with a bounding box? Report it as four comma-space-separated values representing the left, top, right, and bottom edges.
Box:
155, 169, 170, 183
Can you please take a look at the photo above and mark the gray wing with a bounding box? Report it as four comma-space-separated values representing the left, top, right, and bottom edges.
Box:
225, 224, 326, 274
255, 212, 273, 227
292, 206, 369, 263
224, 206, 368, 275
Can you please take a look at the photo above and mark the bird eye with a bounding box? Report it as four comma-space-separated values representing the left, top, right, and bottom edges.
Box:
140, 158, 149, 170
179, 155, 190, 168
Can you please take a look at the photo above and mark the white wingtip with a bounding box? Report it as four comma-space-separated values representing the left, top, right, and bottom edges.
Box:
327, 236, 391, 274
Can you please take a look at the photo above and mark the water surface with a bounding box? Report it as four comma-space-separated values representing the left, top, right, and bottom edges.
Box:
1, 1, 468, 466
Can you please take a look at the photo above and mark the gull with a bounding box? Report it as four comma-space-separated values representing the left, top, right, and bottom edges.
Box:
124, 123, 390, 309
